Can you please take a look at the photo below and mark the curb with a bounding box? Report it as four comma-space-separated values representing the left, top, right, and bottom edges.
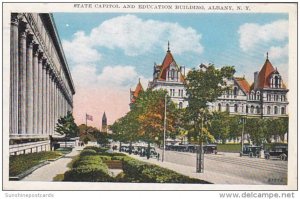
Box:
9, 161, 50, 181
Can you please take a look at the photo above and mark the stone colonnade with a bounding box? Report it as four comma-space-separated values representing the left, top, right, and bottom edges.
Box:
9, 13, 73, 141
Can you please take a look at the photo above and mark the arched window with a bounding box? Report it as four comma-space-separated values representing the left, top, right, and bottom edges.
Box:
256, 106, 260, 114
233, 87, 238, 96
267, 106, 271, 114
218, 103, 221, 112
256, 91, 260, 100
281, 107, 285, 115
171, 69, 175, 79
226, 104, 230, 112
234, 104, 238, 112
179, 102, 183, 109
274, 106, 278, 114
275, 76, 279, 88
250, 105, 254, 113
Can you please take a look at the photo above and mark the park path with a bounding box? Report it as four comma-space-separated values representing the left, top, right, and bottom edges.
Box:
21, 147, 83, 181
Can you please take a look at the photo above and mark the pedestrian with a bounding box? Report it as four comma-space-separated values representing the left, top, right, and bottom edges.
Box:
157, 153, 160, 161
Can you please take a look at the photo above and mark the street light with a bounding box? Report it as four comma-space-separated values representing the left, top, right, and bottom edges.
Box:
162, 93, 167, 162
241, 116, 246, 151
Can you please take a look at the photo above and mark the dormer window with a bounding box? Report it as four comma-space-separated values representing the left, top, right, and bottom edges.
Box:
270, 73, 282, 88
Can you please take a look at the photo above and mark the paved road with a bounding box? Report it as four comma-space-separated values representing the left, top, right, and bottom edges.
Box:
157, 149, 287, 185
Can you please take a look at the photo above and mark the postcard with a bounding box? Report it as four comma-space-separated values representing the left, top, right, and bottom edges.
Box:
1, 1, 297, 192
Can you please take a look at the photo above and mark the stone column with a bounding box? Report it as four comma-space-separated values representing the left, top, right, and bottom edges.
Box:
26, 32, 34, 135
32, 43, 39, 135
10, 13, 19, 136
48, 69, 53, 135
38, 52, 43, 135
42, 59, 48, 135
46, 65, 51, 135
18, 20, 27, 135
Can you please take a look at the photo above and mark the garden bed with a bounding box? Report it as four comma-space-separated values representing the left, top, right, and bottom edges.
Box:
9, 151, 62, 178
62, 147, 210, 183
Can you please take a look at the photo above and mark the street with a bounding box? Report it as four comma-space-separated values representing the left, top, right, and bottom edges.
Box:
156, 148, 287, 185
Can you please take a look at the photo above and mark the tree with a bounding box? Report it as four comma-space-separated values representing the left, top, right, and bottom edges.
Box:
185, 64, 235, 142
185, 64, 235, 172
55, 111, 79, 147
209, 112, 231, 144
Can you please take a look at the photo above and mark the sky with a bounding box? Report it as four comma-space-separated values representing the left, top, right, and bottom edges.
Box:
53, 13, 289, 129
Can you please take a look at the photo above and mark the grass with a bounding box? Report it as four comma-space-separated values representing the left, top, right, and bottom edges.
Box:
9, 151, 62, 176
217, 144, 241, 153
53, 174, 64, 181
55, 147, 73, 155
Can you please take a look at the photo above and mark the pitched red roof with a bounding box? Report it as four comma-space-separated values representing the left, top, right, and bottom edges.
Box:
158, 50, 185, 82
257, 58, 275, 88
131, 80, 143, 103
235, 77, 251, 94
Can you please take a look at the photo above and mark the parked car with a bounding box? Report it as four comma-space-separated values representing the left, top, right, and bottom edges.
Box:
264, 144, 288, 161
240, 145, 261, 158
203, 144, 218, 154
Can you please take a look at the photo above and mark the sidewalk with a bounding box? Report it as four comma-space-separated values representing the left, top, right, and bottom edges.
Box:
127, 153, 264, 185
21, 147, 83, 181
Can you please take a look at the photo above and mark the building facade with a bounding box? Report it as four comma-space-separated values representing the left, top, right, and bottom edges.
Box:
212, 55, 289, 118
132, 44, 288, 119
9, 13, 75, 155
148, 43, 188, 109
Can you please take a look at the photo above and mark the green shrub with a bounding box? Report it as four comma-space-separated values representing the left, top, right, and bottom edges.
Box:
72, 155, 103, 169
80, 149, 97, 156
118, 156, 209, 183
84, 146, 109, 153
64, 151, 113, 182
99, 155, 111, 161
64, 167, 114, 182
9, 151, 62, 176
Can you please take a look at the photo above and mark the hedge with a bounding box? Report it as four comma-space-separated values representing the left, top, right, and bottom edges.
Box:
114, 156, 209, 183
9, 151, 62, 176
64, 149, 113, 182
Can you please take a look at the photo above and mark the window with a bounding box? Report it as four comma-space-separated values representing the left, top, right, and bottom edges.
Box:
256, 106, 260, 114
171, 69, 175, 79
275, 95, 279, 101
267, 94, 271, 101
256, 92, 260, 100
274, 106, 278, 114
267, 106, 271, 114
281, 107, 285, 115
218, 103, 221, 112
233, 87, 238, 96
226, 104, 230, 112
179, 102, 183, 109
246, 106, 249, 113
250, 105, 254, 114
275, 76, 279, 88
234, 104, 238, 112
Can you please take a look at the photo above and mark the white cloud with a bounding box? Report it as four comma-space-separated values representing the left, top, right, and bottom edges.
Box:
268, 44, 288, 60
238, 20, 288, 52
89, 14, 203, 56
62, 31, 101, 65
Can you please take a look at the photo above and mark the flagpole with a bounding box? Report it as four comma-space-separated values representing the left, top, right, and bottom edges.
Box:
85, 113, 87, 134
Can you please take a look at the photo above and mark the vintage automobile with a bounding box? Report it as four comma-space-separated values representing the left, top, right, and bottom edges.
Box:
264, 144, 288, 161
240, 145, 262, 158
203, 144, 218, 154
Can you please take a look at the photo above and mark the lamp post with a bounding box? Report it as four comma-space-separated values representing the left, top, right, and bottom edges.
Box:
241, 116, 246, 152
162, 93, 167, 162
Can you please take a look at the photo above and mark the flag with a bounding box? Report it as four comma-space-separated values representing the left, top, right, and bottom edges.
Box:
86, 114, 93, 121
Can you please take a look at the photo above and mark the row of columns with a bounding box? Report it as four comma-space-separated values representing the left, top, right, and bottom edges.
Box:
10, 14, 73, 138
